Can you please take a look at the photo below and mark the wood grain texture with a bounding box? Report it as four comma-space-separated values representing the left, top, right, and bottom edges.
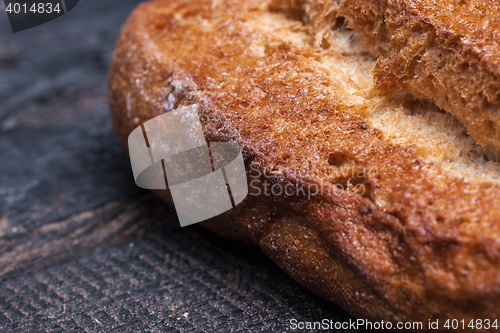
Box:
0, 0, 365, 331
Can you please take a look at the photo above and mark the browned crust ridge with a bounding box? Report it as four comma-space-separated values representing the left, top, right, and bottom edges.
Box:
109, 0, 500, 330
274, 0, 500, 153
342, 0, 500, 153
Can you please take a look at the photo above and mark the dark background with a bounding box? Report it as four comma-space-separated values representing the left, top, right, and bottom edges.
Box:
0, 0, 367, 331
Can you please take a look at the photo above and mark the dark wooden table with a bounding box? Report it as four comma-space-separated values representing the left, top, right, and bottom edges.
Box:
0, 1, 366, 331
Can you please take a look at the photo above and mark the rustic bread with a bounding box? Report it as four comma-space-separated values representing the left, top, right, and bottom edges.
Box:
109, 0, 500, 329
273, 0, 500, 153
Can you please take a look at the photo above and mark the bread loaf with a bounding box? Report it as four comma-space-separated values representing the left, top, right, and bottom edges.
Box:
109, 0, 500, 330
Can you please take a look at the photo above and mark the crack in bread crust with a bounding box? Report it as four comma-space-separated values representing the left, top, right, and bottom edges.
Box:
370, 0, 500, 154
268, 0, 500, 181
109, 0, 500, 329
275, 0, 500, 154
345, 0, 500, 152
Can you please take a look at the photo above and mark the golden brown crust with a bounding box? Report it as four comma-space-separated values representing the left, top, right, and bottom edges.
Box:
109, 0, 500, 330
341, 0, 500, 152
274, 0, 500, 152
